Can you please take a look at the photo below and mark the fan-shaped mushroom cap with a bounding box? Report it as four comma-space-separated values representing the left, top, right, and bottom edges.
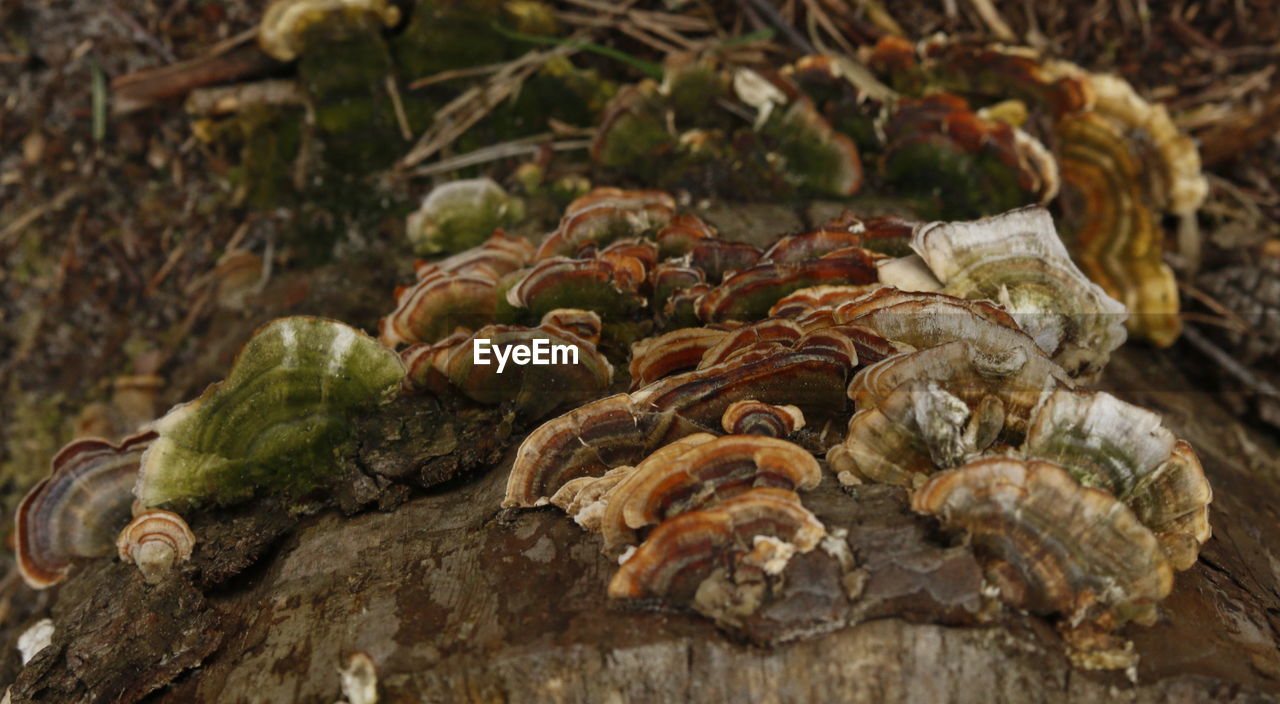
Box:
598, 435, 821, 550
632, 333, 859, 430
696, 249, 884, 323
413, 230, 534, 281
909, 206, 1127, 377
769, 285, 883, 319
720, 400, 805, 437
502, 395, 705, 508
686, 240, 763, 284
696, 319, 806, 369
629, 327, 731, 390
656, 214, 717, 258
912, 457, 1173, 626
16, 431, 155, 589
504, 254, 649, 322
404, 178, 525, 256
1023, 390, 1212, 569
378, 271, 496, 348
534, 188, 674, 259
881, 94, 1057, 217
258, 0, 400, 62
136, 317, 404, 510
831, 340, 1072, 487
1056, 112, 1180, 346
408, 317, 613, 420
833, 288, 1042, 359
608, 488, 825, 599
116, 509, 196, 584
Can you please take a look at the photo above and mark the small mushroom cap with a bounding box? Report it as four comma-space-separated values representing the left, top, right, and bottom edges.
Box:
608, 487, 825, 599
405, 178, 524, 256
912, 457, 1173, 625
379, 271, 497, 348
696, 249, 883, 323
413, 230, 534, 281
833, 287, 1042, 360
116, 509, 196, 584
502, 395, 705, 508
421, 320, 613, 420
504, 254, 649, 321
535, 188, 674, 259
720, 400, 805, 438
15, 431, 154, 589
629, 327, 731, 390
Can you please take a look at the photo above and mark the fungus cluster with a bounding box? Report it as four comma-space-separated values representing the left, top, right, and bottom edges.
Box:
865, 36, 1207, 346
482, 187, 1212, 665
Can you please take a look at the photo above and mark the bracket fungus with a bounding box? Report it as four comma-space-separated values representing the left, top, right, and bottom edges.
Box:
401, 310, 612, 420
912, 458, 1173, 627
116, 509, 197, 584
135, 317, 405, 510
15, 431, 155, 589
1022, 390, 1212, 570
830, 340, 1073, 488
608, 487, 826, 600
595, 434, 821, 551
720, 400, 805, 438
534, 188, 675, 259
405, 178, 525, 256
895, 207, 1127, 378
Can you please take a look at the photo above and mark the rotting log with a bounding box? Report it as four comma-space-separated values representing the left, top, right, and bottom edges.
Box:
2, 343, 1278, 703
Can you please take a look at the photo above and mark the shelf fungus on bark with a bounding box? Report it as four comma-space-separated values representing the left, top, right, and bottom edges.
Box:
379, 272, 498, 348
720, 400, 805, 438
1022, 390, 1212, 570
628, 326, 732, 390
890, 206, 1127, 378
695, 248, 884, 323
135, 317, 405, 510
608, 487, 826, 600
405, 178, 525, 255
911, 457, 1174, 628
505, 330, 865, 507
832, 287, 1042, 360
1055, 112, 1181, 346
401, 310, 612, 419
502, 245, 652, 323
596, 435, 822, 551
15, 431, 156, 589
258, 0, 401, 62
865, 37, 1207, 346
534, 187, 675, 259
829, 340, 1073, 488
116, 509, 197, 584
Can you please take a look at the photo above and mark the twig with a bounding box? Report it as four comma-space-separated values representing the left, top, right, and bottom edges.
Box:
386, 75, 414, 141
967, 0, 1017, 41
408, 137, 592, 178
408, 61, 510, 90
739, 0, 816, 54
0, 186, 81, 246
397, 43, 581, 169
